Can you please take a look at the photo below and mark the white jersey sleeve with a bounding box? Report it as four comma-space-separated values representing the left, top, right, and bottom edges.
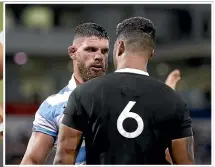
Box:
32, 99, 58, 138
32, 77, 86, 164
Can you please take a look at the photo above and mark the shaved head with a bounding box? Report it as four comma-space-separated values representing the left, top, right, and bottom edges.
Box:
116, 16, 156, 54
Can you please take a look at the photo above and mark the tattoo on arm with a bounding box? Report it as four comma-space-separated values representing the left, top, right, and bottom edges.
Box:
186, 137, 195, 163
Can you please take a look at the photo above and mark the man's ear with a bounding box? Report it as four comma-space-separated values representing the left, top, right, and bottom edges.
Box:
149, 49, 155, 60
117, 40, 125, 57
68, 46, 77, 60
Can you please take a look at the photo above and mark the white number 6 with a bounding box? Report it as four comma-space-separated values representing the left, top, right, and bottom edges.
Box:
117, 101, 144, 138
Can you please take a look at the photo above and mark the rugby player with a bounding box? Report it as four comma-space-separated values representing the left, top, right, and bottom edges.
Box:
55, 17, 194, 165
21, 22, 181, 165
21, 23, 109, 165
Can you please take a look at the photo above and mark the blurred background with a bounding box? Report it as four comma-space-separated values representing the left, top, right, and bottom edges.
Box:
5, 4, 211, 165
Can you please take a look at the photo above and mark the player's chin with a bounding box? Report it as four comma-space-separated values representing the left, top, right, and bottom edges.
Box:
88, 71, 104, 80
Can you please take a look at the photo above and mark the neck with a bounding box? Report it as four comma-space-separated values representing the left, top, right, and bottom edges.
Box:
73, 64, 85, 85
116, 54, 148, 73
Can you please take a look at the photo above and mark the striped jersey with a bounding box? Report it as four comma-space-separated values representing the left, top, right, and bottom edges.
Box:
32, 75, 86, 164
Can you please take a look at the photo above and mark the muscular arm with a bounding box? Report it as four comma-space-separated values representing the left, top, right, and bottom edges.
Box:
54, 89, 85, 165
168, 95, 194, 164
20, 132, 54, 165
22, 96, 60, 164
54, 124, 82, 165
170, 136, 195, 164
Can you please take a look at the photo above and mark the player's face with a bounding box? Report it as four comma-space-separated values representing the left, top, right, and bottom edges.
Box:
76, 36, 109, 81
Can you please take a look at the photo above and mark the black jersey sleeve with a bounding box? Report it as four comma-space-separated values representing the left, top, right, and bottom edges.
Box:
62, 89, 84, 132
171, 99, 193, 140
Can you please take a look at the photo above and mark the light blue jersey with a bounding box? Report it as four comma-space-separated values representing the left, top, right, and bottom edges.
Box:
32, 75, 86, 164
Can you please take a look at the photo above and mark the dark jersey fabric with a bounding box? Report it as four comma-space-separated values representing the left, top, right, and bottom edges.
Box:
62, 71, 193, 164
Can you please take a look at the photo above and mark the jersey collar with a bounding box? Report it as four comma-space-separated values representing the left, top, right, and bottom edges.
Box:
115, 68, 149, 76
68, 75, 77, 91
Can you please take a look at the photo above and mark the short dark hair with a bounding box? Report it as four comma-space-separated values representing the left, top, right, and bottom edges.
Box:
116, 17, 156, 49
74, 22, 109, 40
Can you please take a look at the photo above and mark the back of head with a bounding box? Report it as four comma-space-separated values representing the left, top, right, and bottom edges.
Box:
116, 17, 156, 54
74, 22, 109, 41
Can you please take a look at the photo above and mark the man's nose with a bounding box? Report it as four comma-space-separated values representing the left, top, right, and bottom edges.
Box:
94, 53, 103, 62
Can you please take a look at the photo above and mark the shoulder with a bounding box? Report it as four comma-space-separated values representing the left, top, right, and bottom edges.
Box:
36, 86, 73, 121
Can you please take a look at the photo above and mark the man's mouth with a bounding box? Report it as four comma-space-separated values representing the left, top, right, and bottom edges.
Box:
91, 64, 103, 71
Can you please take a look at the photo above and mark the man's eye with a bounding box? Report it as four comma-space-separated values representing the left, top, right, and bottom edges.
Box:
102, 49, 109, 54
86, 47, 96, 52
